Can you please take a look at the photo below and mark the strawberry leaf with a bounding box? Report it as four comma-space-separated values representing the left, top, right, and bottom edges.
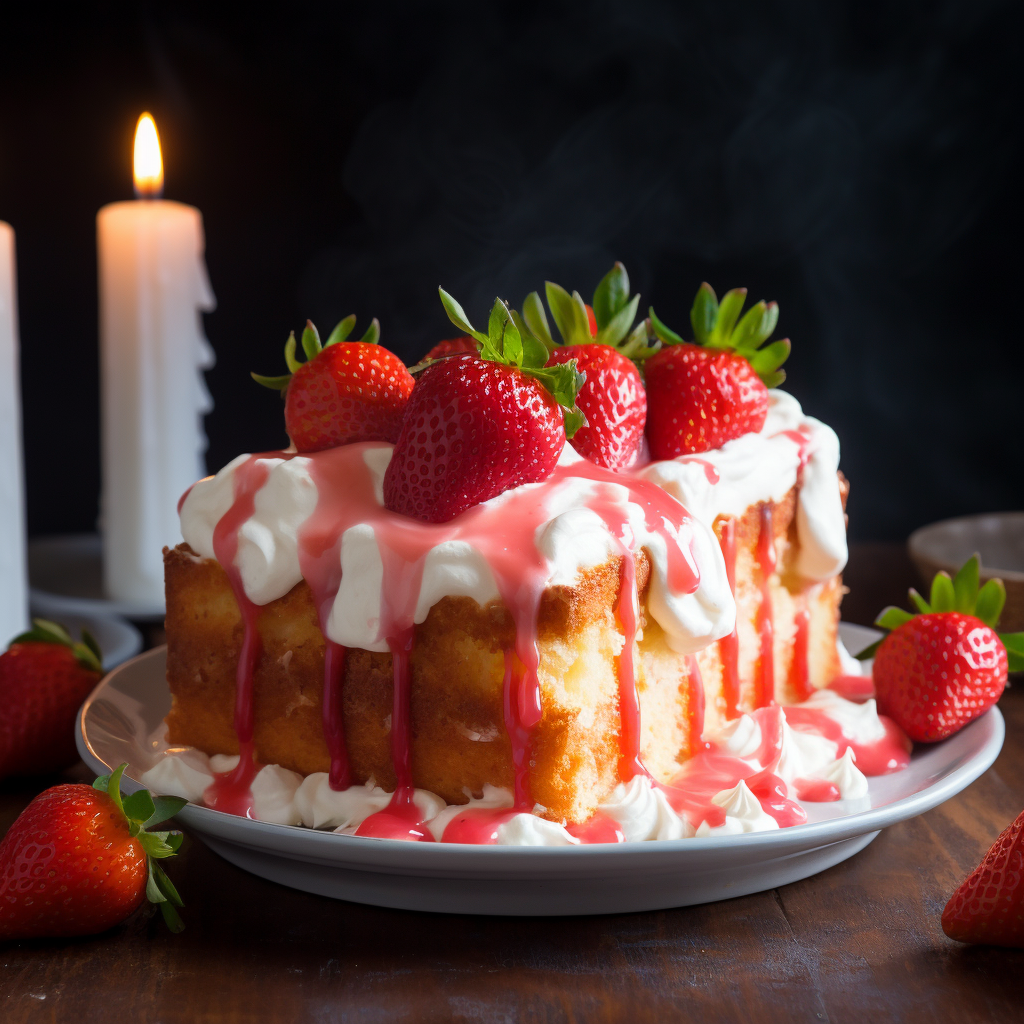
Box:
522, 291, 556, 352
325, 315, 356, 346
930, 571, 956, 612
510, 310, 550, 366
1000, 632, 1024, 673
690, 283, 718, 345
648, 307, 685, 346
145, 795, 189, 828
732, 301, 779, 353
953, 555, 980, 613
749, 339, 791, 376
360, 318, 380, 345
148, 861, 185, 933
122, 788, 156, 825
251, 372, 291, 390
438, 288, 489, 346
284, 332, 301, 374
596, 294, 640, 348
909, 588, 931, 614
543, 281, 581, 345
10, 618, 103, 671
708, 288, 747, 348
976, 579, 1007, 629
301, 321, 322, 360
255, 316, 380, 391
876, 606, 915, 631
592, 261, 630, 330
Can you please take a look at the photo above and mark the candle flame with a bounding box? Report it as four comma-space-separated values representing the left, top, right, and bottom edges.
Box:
133, 113, 163, 197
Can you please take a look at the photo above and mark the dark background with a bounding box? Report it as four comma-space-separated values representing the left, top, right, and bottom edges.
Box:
1, 0, 1020, 543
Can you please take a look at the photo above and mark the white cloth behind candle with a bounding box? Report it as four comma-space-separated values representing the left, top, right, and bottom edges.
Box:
98, 200, 215, 606
0, 223, 28, 642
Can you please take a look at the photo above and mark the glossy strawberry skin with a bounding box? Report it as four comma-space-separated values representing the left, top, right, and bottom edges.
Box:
873, 612, 1007, 742
943, 808, 1024, 947
546, 345, 645, 471
0, 643, 102, 780
284, 342, 414, 453
422, 336, 478, 362
644, 343, 769, 458
383, 355, 565, 523
0, 785, 148, 939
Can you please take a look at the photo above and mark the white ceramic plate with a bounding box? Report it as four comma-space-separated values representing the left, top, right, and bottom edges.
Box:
75, 624, 1004, 916
29, 533, 165, 621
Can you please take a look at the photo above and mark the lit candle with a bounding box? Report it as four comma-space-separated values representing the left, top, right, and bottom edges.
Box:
97, 113, 216, 606
0, 220, 28, 641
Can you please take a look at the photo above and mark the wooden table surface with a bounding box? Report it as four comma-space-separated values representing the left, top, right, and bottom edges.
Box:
2, 542, 1022, 1023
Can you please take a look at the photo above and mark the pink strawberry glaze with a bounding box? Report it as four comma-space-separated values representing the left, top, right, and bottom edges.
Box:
794, 777, 841, 802
680, 456, 720, 485
717, 517, 741, 719
614, 555, 645, 780
773, 426, 813, 471
566, 812, 626, 844
827, 671, 876, 704
755, 504, 776, 709
441, 808, 521, 844
828, 675, 875, 701
203, 455, 272, 816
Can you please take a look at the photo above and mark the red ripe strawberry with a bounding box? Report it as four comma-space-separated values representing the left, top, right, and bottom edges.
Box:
546, 346, 645, 471
523, 263, 655, 471
859, 556, 1024, 743
383, 292, 585, 523
942, 807, 1024, 947
0, 620, 103, 780
646, 283, 790, 458
0, 764, 186, 938
421, 335, 478, 362
253, 317, 414, 453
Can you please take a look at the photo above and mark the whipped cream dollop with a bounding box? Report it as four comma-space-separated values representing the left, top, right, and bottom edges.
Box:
598, 775, 694, 841
639, 390, 847, 581
695, 781, 780, 836
180, 441, 735, 655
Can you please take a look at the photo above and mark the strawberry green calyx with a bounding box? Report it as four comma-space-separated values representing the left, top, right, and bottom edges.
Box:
438, 288, 588, 438
649, 282, 790, 388
92, 763, 187, 933
10, 618, 102, 672
524, 262, 656, 362
855, 555, 1024, 670
251, 316, 381, 391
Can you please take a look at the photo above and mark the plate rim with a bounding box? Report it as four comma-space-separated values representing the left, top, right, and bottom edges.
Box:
76, 633, 1005, 869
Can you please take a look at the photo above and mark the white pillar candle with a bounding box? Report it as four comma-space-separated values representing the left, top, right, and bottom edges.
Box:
97, 114, 216, 606
0, 222, 28, 642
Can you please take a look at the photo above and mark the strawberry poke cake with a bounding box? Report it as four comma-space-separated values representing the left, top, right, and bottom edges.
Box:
141, 265, 912, 844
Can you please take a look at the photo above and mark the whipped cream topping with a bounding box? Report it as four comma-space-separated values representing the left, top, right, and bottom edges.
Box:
180, 440, 735, 655
597, 776, 695, 841
821, 748, 869, 800
639, 390, 848, 582
137, 681, 885, 844
695, 781, 780, 836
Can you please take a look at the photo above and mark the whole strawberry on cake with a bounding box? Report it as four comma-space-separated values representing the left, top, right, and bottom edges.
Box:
144, 273, 918, 844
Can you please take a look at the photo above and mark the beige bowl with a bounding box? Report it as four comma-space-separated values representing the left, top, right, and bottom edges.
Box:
908, 512, 1024, 633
